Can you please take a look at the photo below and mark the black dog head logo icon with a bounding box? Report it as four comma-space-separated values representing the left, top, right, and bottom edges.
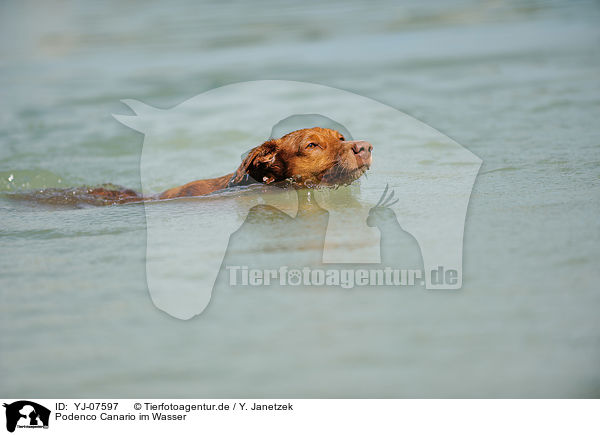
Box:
3, 401, 50, 433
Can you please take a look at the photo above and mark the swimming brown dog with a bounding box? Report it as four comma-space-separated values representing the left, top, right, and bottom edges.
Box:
18, 127, 372, 205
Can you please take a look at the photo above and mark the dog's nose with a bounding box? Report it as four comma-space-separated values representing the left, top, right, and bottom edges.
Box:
350, 141, 373, 161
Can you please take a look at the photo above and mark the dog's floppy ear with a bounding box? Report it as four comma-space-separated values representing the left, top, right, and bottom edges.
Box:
231, 140, 281, 185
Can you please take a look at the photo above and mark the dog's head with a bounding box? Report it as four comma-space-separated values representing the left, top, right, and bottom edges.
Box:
231, 127, 373, 188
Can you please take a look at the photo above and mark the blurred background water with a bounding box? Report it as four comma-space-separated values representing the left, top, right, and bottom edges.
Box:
1, 0, 599, 397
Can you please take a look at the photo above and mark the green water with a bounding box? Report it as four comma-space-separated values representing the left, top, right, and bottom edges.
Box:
1, 0, 599, 397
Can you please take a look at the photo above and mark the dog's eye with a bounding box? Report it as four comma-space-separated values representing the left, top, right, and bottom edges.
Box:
306, 142, 320, 149
339, 136, 345, 141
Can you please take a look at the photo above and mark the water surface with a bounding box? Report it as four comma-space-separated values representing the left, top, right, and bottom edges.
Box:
1, 0, 599, 397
